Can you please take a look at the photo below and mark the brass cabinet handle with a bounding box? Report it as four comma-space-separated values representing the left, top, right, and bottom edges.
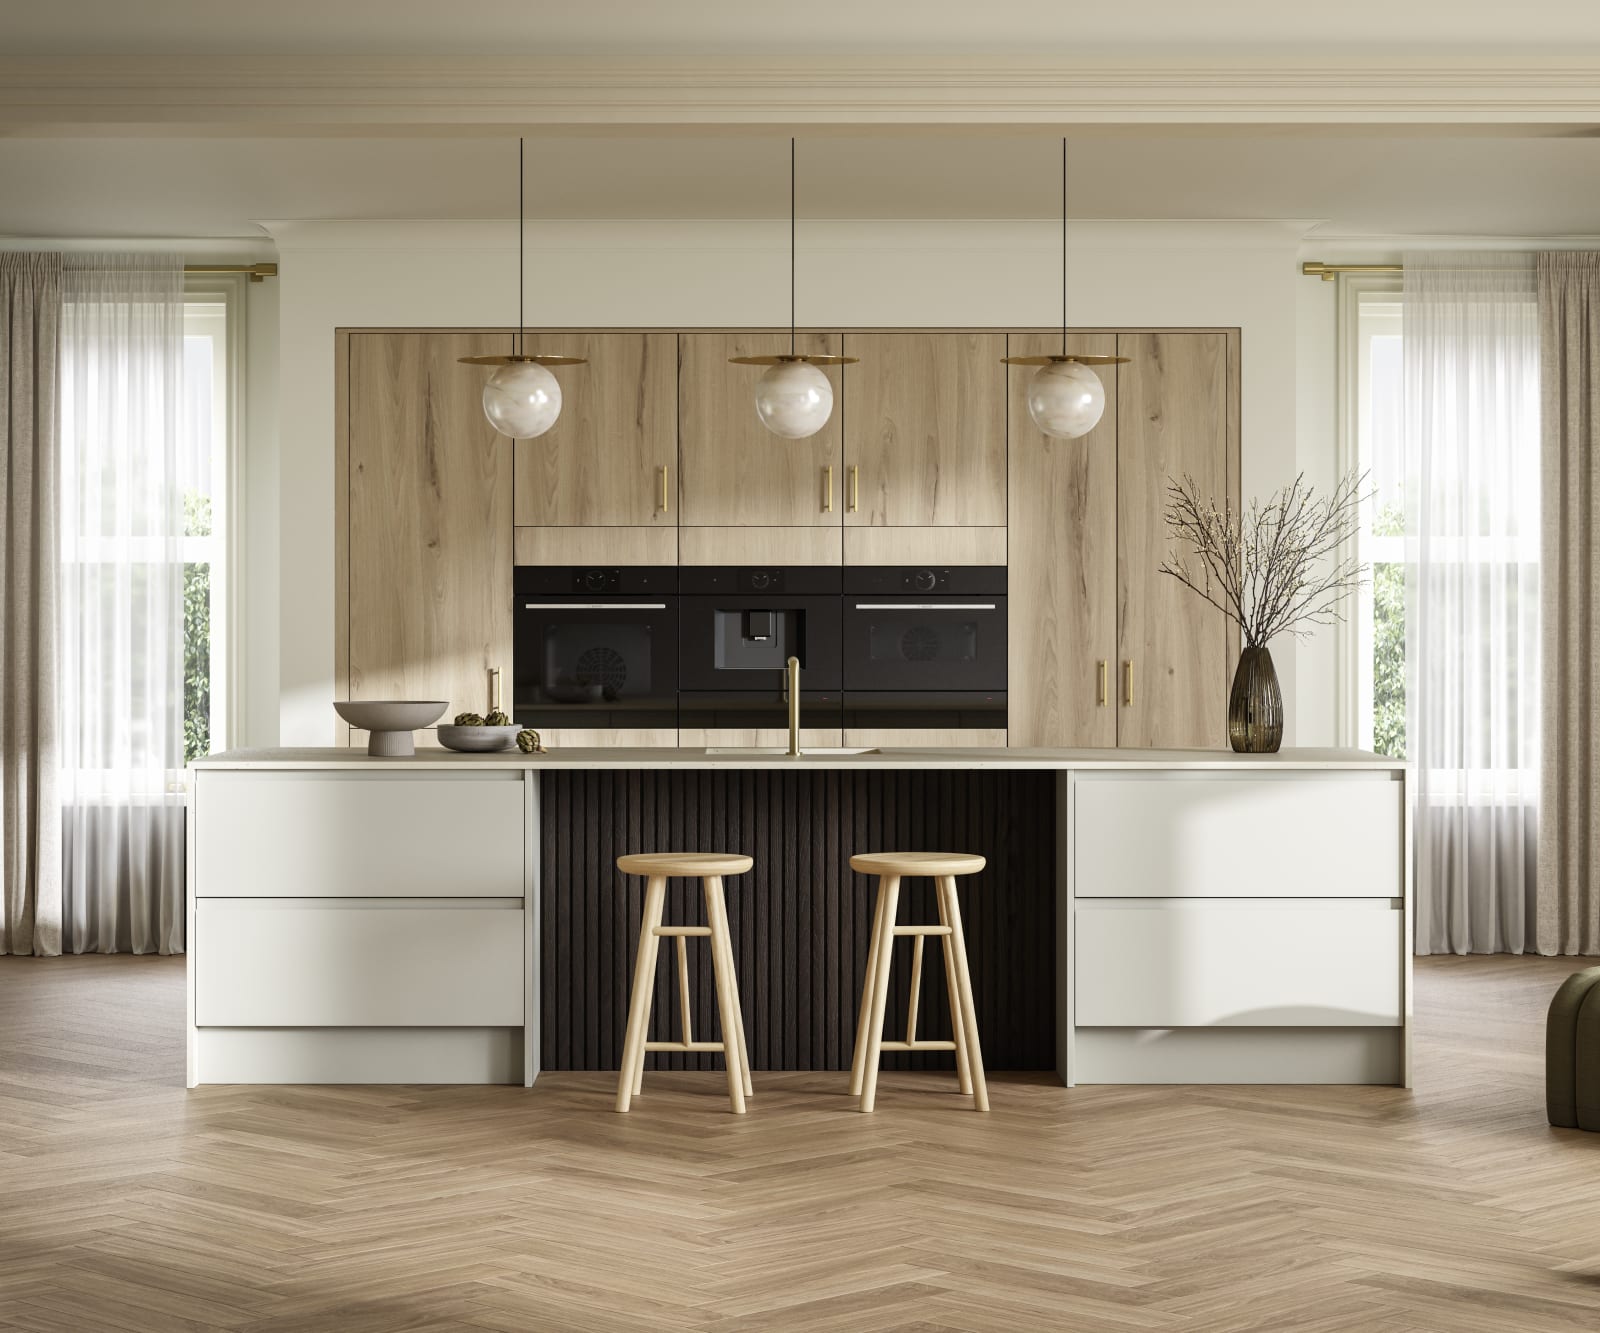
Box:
490, 666, 502, 713
1123, 660, 1134, 708
848, 465, 860, 513
1097, 660, 1108, 707
822, 465, 834, 513
658, 464, 670, 513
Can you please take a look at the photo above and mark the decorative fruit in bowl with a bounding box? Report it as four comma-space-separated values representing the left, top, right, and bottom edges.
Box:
453, 711, 485, 727
484, 710, 511, 727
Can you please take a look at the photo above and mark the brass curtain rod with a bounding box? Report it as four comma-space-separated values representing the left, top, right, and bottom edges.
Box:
1302, 262, 1400, 281
185, 263, 277, 283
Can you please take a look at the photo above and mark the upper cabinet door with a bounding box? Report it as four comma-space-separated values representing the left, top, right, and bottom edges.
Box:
678, 332, 843, 527
512, 332, 676, 527
1006, 332, 1118, 748
843, 333, 1006, 527
1116, 332, 1231, 750
348, 332, 512, 718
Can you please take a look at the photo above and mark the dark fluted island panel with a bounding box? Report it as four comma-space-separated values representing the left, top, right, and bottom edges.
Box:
539, 768, 1056, 1072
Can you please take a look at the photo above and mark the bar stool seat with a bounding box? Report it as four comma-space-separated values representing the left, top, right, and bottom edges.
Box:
849, 850, 989, 1113
615, 852, 753, 1115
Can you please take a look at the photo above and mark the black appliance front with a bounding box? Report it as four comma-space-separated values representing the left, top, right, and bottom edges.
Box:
841, 567, 1007, 694
679, 566, 843, 694
513, 566, 679, 729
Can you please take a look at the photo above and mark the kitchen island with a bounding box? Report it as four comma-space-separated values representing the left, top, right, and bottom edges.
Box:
187, 746, 1410, 1089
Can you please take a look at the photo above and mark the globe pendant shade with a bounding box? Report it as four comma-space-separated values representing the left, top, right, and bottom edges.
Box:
753, 360, 834, 440
1026, 359, 1106, 440
482, 361, 563, 439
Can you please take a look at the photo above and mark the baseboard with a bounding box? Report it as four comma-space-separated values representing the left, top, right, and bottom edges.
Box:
190, 1027, 526, 1085
1072, 1027, 1403, 1085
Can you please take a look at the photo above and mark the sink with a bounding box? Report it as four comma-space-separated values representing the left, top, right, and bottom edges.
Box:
700, 747, 881, 756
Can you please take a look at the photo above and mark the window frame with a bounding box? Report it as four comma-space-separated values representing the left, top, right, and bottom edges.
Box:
182, 272, 248, 757
1334, 272, 1403, 753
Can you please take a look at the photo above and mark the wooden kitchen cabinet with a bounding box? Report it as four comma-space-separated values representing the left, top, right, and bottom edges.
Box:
345, 332, 513, 721
1007, 329, 1237, 750
842, 333, 1006, 528
512, 332, 676, 528
1116, 332, 1232, 750
1006, 332, 1119, 748
678, 331, 843, 528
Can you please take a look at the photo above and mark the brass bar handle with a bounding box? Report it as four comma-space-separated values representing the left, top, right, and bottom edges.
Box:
490, 666, 502, 713
1123, 660, 1134, 708
822, 465, 834, 513
848, 465, 860, 513
658, 465, 670, 514
1097, 660, 1108, 708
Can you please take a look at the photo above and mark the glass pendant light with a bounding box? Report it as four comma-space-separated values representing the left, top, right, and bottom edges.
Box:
1002, 138, 1127, 440
459, 137, 585, 438
730, 138, 856, 439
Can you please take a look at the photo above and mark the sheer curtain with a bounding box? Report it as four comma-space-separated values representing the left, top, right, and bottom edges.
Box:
1404, 252, 1541, 955
58, 255, 186, 954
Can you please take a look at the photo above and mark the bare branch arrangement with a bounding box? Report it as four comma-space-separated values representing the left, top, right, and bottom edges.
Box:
1160, 471, 1372, 649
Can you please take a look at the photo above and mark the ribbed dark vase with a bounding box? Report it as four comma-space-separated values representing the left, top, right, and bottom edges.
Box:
1228, 645, 1283, 753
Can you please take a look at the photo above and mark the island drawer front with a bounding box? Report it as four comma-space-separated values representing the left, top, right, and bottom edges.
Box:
1075, 902, 1403, 1027
194, 772, 524, 898
1073, 774, 1402, 899
195, 900, 525, 1027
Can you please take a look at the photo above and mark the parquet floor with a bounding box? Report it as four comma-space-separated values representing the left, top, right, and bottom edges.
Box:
3, 956, 1600, 1332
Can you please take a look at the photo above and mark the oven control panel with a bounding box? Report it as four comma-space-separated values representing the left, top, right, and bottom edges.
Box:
572, 568, 622, 593
902, 568, 950, 592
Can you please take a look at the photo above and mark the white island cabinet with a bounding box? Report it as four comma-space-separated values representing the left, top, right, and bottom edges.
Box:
187, 748, 1408, 1088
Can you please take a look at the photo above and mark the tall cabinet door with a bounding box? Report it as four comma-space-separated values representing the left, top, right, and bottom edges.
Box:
1116, 332, 1231, 749
1006, 333, 1118, 748
347, 332, 513, 720
843, 333, 1006, 528
512, 332, 676, 528
678, 331, 843, 528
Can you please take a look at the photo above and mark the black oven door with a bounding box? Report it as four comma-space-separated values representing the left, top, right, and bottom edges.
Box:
514, 599, 679, 729
842, 596, 1007, 692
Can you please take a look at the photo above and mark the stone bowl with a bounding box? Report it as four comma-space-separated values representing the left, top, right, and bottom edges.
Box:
436, 724, 522, 753
333, 701, 448, 757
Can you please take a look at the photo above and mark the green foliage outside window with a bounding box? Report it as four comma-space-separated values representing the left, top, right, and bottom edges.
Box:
183, 491, 211, 765
1371, 503, 1405, 759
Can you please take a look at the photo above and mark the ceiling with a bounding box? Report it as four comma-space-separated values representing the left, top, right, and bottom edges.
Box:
2, 133, 1598, 240
5, 1, 1600, 58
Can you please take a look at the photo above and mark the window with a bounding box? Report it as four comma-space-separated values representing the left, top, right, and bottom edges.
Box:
180, 296, 230, 762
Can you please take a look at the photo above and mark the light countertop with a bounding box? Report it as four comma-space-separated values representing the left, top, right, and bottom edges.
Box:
193, 746, 1406, 772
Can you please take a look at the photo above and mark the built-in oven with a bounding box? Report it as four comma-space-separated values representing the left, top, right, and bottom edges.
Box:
841, 566, 1007, 729
513, 566, 679, 730
679, 567, 843, 732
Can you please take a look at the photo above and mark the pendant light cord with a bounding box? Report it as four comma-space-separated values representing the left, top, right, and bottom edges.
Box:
1061, 136, 1067, 358
790, 136, 797, 358
517, 136, 525, 358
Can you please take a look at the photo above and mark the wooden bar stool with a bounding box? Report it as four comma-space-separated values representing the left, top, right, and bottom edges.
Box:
848, 852, 989, 1114
615, 852, 754, 1115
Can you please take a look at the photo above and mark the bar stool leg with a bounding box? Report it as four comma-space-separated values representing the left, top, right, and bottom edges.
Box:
849, 877, 891, 1098
936, 876, 974, 1096
858, 874, 901, 1113
937, 874, 989, 1112
703, 875, 747, 1115
616, 874, 668, 1113
707, 874, 753, 1099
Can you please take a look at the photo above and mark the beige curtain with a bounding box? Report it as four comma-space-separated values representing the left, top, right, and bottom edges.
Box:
1538, 252, 1600, 955
0, 253, 63, 957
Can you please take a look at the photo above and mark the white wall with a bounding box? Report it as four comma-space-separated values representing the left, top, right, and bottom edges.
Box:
263, 217, 1315, 745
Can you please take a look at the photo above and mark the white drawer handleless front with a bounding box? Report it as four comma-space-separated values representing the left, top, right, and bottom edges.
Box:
195, 899, 525, 1027
1074, 901, 1403, 1027
195, 771, 523, 898
1074, 774, 1403, 899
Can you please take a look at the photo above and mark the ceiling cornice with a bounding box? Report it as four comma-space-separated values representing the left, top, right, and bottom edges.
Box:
5, 55, 1600, 134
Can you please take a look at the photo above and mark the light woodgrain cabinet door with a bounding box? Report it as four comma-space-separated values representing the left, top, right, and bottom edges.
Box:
843, 333, 1006, 527
1006, 333, 1118, 747
1116, 332, 1230, 749
348, 332, 513, 720
678, 331, 843, 527
512, 332, 676, 527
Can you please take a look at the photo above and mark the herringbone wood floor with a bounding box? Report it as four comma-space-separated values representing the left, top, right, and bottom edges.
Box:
2, 956, 1599, 1331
